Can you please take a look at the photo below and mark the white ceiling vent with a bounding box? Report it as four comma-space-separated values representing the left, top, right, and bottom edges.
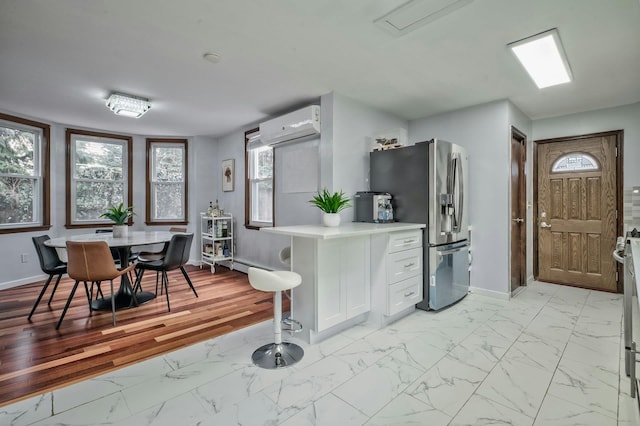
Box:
375, 0, 473, 36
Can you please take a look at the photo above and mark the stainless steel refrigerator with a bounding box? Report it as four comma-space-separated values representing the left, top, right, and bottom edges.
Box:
370, 139, 470, 310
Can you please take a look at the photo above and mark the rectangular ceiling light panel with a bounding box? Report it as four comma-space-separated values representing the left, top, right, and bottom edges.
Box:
375, 0, 474, 36
508, 28, 572, 89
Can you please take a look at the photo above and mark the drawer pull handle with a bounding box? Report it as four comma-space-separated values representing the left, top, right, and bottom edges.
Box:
402, 239, 416, 244
404, 291, 416, 298
403, 262, 415, 268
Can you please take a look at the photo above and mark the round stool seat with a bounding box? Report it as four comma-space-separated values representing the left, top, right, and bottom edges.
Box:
248, 268, 301, 292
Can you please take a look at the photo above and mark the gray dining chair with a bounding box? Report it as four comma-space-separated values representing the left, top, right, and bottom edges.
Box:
134, 233, 197, 312
29, 235, 67, 320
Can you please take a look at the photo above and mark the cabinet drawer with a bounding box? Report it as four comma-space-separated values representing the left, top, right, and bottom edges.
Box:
388, 275, 423, 316
387, 247, 422, 284
387, 230, 422, 254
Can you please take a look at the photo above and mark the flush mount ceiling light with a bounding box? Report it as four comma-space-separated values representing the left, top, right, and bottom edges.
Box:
508, 28, 572, 89
105, 92, 151, 118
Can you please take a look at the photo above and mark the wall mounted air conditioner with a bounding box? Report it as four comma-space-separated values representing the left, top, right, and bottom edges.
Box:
259, 105, 320, 146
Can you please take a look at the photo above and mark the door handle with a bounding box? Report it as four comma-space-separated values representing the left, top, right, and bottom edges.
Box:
437, 247, 465, 255
512, 218, 524, 223
540, 221, 552, 228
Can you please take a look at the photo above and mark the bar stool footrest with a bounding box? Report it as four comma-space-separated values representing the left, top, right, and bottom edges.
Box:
282, 317, 303, 333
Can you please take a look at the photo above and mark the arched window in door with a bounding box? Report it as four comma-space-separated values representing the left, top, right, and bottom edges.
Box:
551, 152, 599, 172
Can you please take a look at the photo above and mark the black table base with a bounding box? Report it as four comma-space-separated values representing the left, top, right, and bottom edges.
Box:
90, 245, 157, 311
91, 290, 156, 311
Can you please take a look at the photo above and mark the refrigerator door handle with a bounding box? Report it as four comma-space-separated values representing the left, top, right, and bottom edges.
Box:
437, 246, 466, 256
451, 153, 463, 232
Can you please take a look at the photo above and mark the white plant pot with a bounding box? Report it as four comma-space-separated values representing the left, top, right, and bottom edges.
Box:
322, 213, 341, 227
112, 225, 128, 238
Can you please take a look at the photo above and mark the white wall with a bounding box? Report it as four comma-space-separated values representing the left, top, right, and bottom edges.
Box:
7, 100, 637, 290
330, 93, 408, 222
0, 109, 217, 289
214, 121, 289, 271
409, 100, 511, 295
533, 102, 640, 186
211, 92, 408, 271
0, 91, 407, 285
274, 138, 322, 227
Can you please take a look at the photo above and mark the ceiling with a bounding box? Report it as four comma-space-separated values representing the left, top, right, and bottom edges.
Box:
1, 0, 639, 138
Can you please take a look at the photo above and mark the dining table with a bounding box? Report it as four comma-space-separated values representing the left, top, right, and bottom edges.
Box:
45, 231, 174, 311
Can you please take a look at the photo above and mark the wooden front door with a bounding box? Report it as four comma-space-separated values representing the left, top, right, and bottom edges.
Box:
536, 132, 620, 291
510, 128, 526, 293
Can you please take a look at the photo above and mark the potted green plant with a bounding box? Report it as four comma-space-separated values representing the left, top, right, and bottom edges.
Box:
309, 188, 352, 227
100, 203, 135, 237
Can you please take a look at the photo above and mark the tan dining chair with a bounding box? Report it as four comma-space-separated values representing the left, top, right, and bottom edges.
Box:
57, 241, 136, 329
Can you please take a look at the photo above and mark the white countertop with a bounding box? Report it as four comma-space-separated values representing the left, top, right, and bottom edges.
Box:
261, 222, 425, 239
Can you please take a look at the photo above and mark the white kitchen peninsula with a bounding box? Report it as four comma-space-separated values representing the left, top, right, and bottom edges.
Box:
262, 222, 425, 343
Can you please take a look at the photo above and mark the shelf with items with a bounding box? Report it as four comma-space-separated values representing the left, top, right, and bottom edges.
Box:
200, 213, 234, 273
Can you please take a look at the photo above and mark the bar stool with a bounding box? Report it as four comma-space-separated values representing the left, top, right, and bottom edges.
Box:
248, 267, 304, 369
278, 246, 302, 335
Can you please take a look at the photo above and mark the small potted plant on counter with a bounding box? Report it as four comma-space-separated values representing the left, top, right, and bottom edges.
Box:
100, 203, 135, 237
309, 188, 352, 227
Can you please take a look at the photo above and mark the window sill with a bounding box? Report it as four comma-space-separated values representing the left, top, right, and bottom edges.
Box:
0, 224, 52, 235
245, 223, 273, 230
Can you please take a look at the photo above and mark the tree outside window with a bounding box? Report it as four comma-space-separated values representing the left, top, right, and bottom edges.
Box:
66, 129, 132, 228
245, 128, 273, 228
146, 138, 188, 225
0, 113, 50, 233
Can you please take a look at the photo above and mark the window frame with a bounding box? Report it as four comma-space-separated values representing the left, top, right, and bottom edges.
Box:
65, 128, 133, 229
244, 128, 274, 229
145, 138, 188, 226
0, 113, 51, 234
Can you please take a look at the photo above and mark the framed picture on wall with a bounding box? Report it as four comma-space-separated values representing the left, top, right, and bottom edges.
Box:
222, 159, 234, 192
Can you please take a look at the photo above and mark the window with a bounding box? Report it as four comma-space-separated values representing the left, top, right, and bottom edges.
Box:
0, 113, 50, 233
66, 129, 132, 228
551, 153, 599, 172
146, 138, 188, 225
245, 128, 273, 228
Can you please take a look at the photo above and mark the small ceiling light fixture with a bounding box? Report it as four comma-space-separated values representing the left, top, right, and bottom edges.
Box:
105, 92, 151, 118
508, 28, 572, 89
203, 52, 221, 64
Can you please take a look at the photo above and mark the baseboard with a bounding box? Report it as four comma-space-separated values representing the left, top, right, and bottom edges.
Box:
191, 258, 273, 275
468, 286, 510, 301
0, 274, 49, 291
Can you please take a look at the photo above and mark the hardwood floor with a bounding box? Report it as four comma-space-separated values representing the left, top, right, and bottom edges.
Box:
0, 265, 283, 407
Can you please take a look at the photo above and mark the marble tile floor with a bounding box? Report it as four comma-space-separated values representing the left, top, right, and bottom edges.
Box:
2, 280, 640, 425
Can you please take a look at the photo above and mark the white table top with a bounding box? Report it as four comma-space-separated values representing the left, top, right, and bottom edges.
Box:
44, 231, 175, 248
261, 222, 426, 240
